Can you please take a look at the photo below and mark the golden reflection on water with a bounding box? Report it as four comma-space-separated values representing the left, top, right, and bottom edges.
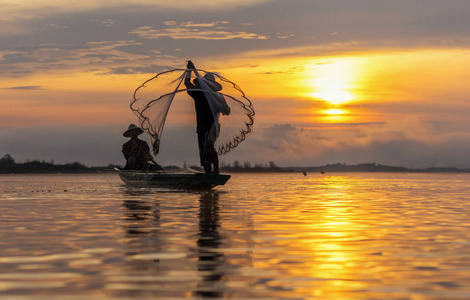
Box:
244, 175, 373, 298
232, 173, 470, 299
1, 173, 470, 299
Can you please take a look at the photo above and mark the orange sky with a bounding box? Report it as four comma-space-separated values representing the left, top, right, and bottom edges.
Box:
1, 0, 470, 167
4, 49, 469, 126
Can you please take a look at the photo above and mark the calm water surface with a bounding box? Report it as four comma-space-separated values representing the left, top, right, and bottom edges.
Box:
1, 172, 470, 299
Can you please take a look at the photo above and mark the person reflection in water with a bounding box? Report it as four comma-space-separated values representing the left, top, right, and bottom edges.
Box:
122, 195, 161, 271
196, 192, 224, 297
185, 60, 230, 174
122, 124, 163, 171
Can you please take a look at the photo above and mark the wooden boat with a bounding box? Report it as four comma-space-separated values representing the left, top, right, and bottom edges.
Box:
117, 169, 231, 189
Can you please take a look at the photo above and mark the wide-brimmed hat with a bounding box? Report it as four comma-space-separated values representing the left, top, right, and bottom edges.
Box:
123, 123, 144, 137
202, 73, 222, 91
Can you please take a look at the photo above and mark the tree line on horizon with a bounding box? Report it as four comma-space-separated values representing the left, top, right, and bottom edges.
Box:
2, 154, 469, 174
0, 154, 286, 174
0, 154, 96, 174
220, 160, 284, 172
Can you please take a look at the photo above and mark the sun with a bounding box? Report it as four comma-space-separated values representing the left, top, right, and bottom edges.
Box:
320, 108, 349, 122
324, 108, 346, 115
306, 59, 358, 105
313, 90, 353, 105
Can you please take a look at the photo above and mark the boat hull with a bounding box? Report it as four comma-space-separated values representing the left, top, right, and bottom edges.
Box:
118, 171, 231, 189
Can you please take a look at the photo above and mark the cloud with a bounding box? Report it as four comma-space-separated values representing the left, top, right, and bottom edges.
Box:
276, 32, 295, 39
0, 52, 36, 64
182, 21, 230, 28
3, 0, 470, 77
262, 65, 306, 75
101, 19, 119, 27
227, 118, 470, 168
0, 40, 163, 76
2, 86, 44, 90
129, 22, 269, 40
105, 64, 170, 75
0, 0, 272, 16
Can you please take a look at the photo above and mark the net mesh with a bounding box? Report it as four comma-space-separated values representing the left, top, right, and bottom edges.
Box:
131, 67, 255, 156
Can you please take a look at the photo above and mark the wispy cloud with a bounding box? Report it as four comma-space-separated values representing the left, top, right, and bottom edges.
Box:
0, 0, 272, 16
129, 21, 269, 40
95, 19, 120, 27
276, 32, 295, 39
0, 52, 36, 64
2, 86, 44, 90
181, 21, 230, 28
0, 40, 158, 76
262, 65, 306, 75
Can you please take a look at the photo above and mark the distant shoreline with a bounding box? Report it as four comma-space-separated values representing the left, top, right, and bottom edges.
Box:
1, 158, 469, 174
283, 163, 470, 174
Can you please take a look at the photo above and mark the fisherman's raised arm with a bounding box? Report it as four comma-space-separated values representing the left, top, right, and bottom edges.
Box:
185, 60, 195, 87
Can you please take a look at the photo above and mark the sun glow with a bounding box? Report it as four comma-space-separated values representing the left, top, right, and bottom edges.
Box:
324, 108, 346, 115
307, 59, 358, 105
321, 108, 349, 123
314, 90, 353, 105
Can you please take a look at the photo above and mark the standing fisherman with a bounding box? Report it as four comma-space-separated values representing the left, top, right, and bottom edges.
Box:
184, 61, 230, 173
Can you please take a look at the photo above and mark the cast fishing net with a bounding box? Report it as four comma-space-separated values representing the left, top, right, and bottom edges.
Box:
130, 64, 255, 156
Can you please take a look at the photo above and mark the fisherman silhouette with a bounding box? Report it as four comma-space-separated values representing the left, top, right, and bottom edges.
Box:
122, 124, 163, 171
184, 60, 229, 173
